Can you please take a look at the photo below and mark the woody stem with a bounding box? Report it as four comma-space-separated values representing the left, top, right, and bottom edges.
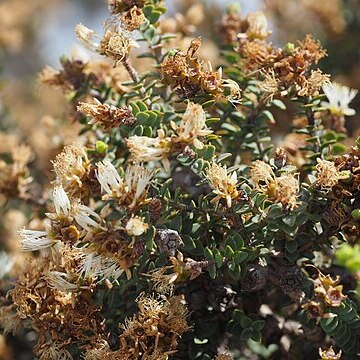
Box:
122, 57, 140, 84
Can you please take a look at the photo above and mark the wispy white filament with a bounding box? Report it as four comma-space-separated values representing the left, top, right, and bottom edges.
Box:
19, 229, 53, 251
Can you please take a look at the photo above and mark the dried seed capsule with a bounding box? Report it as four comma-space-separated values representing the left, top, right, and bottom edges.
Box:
241, 264, 269, 292
156, 229, 182, 256
278, 265, 303, 294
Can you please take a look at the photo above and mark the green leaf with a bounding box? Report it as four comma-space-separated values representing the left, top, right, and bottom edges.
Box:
250, 330, 262, 342
191, 159, 205, 175
240, 328, 252, 340
143, 5, 154, 18
232, 309, 243, 322
286, 240, 298, 254
208, 263, 217, 279
251, 320, 265, 332
267, 204, 283, 218
241, 316, 252, 329
225, 245, 235, 258
204, 247, 214, 261
283, 215, 296, 227
331, 143, 348, 155
271, 99, 286, 110
136, 112, 150, 124
131, 125, 144, 136
214, 253, 223, 268
234, 251, 248, 264
136, 100, 148, 112
148, 10, 162, 24
130, 101, 140, 115
182, 235, 196, 249
261, 110, 275, 123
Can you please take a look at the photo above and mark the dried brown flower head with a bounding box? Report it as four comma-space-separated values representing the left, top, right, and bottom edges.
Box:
319, 346, 342, 360
119, 294, 190, 358
205, 162, 239, 208
99, 29, 132, 63
121, 6, 145, 31
315, 158, 341, 192
251, 160, 299, 210
0, 145, 33, 200
39, 59, 87, 92
215, 353, 233, 360
52, 143, 92, 198
159, 38, 227, 99
78, 98, 135, 130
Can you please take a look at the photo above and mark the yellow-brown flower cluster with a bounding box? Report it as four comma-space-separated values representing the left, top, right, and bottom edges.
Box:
322, 147, 360, 242
52, 143, 95, 199
315, 158, 343, 193
318, 346, 342, 360
89, 228, 144, 280
118, 294, 190, 359
215, 353, 233, 360
0, 144, 33, 201
150, 252, 210, 294
231, 10, 329, 99
205, 162, 239, 208
303, 272, 347, 320
120, 6, 146, 32
251, 160, 299, 210
6, 254, 104, 358
171, 102, 212, 150
39, 58, 88, 92
160, 38, 241, 101
108, 0, 146, 15
78, 98, 136, 130
83, 294, 189, 359
332, 146, 360, 197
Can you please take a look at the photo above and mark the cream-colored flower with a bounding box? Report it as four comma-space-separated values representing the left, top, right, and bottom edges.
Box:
222, 79, 242, 104
251, 160, 276, 191
246, 11, 270, 39
96, 160, 125, 199
52, 143, 90, 195
124, 163, 153, 208
205, 162, 239, 208
79, 250, 125, 281
18, 229, 54, 252
71, 201, 102, 231
126, 130, 172, 170
315, 158, 341, 192
318, 346, 342, 360
171, 102, 212, 149
76, 23, 137, 64
75, 23, 100, 52
96, 161, 153, 208
322, 82, 358, 116
45, 271, 79, 292
251, 160, 299, 210
125, 215, 149, 237
48, 185, 102, 231
275, 173, 300, 211
53, 185, 71, 218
